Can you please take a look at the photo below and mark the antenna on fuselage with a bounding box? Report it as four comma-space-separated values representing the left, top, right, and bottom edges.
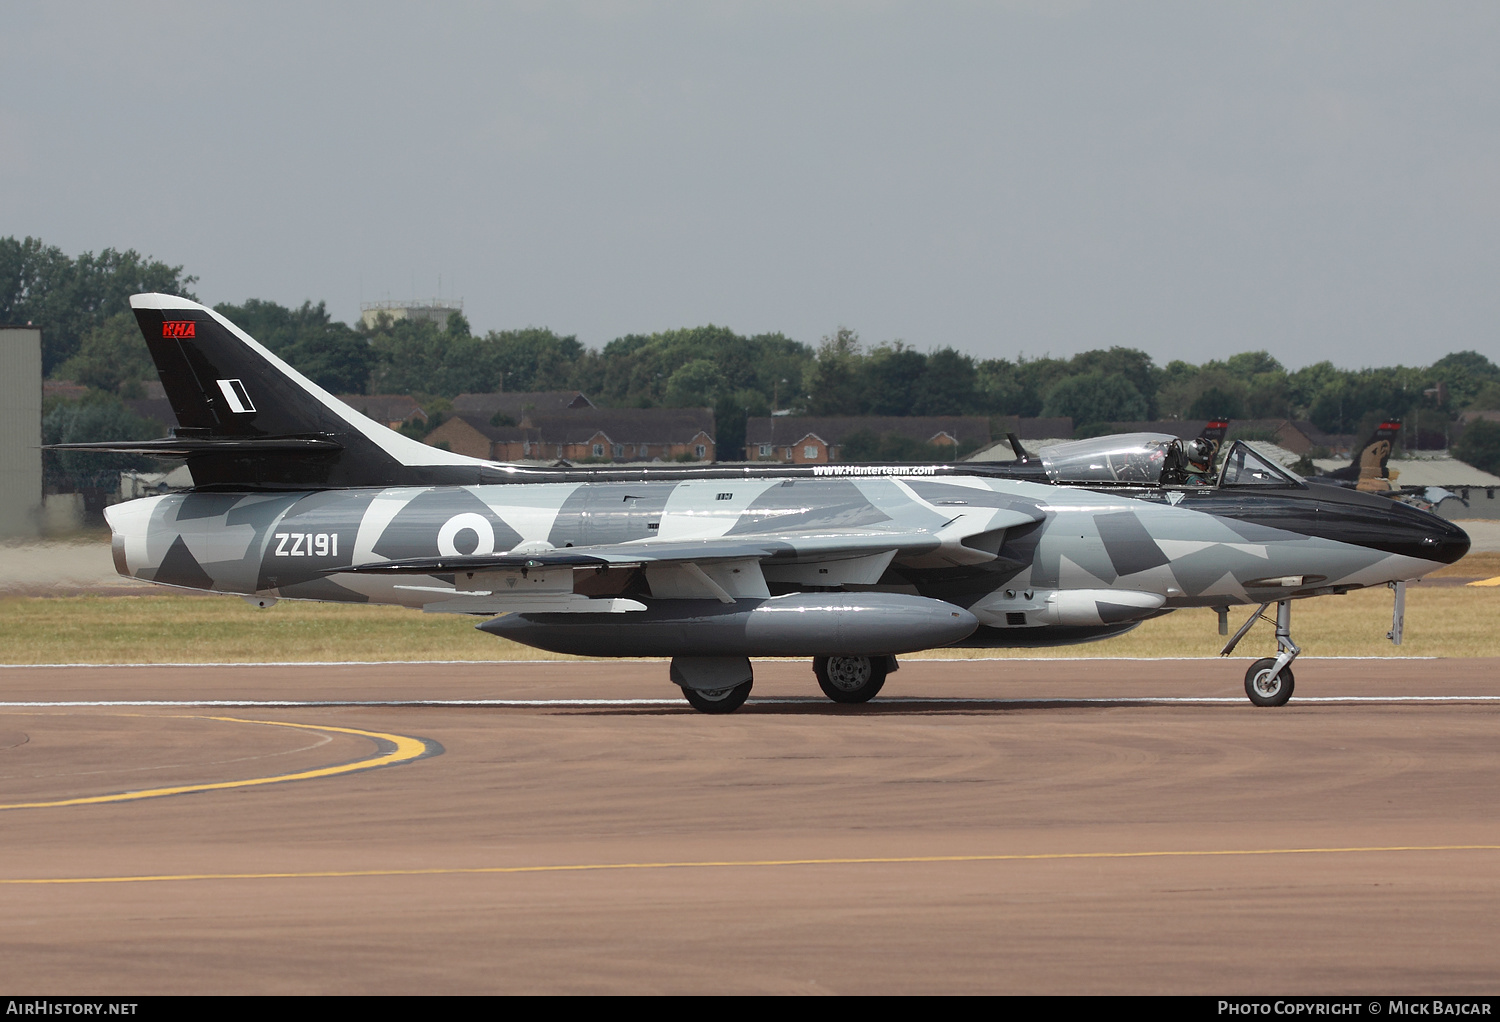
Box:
1006, 433, 1031, 464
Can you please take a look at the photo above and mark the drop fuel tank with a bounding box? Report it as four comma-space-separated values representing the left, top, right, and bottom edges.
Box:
478, 592, 979, 658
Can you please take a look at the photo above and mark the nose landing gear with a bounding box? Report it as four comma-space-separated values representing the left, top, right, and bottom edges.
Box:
1244, 657, 1295, 707
1221, 599, 1301, 708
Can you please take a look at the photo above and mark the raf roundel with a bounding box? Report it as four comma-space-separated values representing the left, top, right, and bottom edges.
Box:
437, 513, 496, 558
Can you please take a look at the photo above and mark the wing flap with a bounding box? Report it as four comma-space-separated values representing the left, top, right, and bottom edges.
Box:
421, 595, 647, 615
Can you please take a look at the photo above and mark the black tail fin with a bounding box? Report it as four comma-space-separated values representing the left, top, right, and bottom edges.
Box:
1197, 419, 1230, 446
51, 293, 494, 489
1324, 419, 1400, 488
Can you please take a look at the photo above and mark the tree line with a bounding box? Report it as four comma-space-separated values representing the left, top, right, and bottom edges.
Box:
8, 235, 1500, 471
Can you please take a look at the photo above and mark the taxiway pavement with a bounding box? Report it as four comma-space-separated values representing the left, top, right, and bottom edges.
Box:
2, 657, 1498, 994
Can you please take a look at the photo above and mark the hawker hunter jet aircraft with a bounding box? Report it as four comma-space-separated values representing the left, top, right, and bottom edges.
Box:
54, 294, 1470, 712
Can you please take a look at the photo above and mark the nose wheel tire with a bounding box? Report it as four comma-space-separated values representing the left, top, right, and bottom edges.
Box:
681, 680, 753, 714
814, 656, 889, 704
1244, 658, 1295, 707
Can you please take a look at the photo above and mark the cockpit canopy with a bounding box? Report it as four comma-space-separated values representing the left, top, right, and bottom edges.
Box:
1216, 441, 1305, 487
1038, 433, 1304, 489
1039, 433, 1178, 484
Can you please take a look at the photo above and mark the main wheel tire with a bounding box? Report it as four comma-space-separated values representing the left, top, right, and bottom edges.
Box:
681, 680, 752, 714
1244, 657, 1295, 707
813, 655, 889, 704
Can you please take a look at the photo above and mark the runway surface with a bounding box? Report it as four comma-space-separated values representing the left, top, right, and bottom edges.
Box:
2, 657, 1498, 995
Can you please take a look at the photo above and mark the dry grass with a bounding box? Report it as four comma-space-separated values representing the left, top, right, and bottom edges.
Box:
921, 584, 1500, 660
2, 582, 1498, 665
0, 594, 575, 665
1431, 550, 1500, 580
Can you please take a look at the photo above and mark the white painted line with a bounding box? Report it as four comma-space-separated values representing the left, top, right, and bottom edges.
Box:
0, 656, 1443, 669
0, 660, 587, 669
1, 696, 1497, 709
0, 699, 682, 708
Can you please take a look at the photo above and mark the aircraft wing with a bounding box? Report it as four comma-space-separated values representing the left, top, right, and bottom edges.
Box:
337, 497, 1045, 573
333, 506, 1043, 611
335, 530, 945, 575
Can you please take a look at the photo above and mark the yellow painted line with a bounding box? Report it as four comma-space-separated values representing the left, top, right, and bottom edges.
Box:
0, 717, 432, 810
1, 844, 1496, 886
1466, 576, 1500, 587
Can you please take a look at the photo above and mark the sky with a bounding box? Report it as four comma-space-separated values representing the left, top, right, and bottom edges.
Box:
4, 1, 1498, 370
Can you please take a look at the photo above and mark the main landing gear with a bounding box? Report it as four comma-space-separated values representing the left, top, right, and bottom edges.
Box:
681, 680, 753, 714
669, 655, 900, 713
671, 657, 755, 714
1220, 599, 1301, 707
813, 655, 890, 704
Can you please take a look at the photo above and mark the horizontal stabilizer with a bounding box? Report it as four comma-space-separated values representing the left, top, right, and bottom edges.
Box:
45, 436, 344, 457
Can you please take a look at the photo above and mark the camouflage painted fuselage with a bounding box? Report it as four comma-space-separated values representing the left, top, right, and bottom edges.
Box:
104, 469, 1467, 655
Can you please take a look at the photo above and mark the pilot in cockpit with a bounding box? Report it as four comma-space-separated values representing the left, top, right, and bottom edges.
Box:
1159, 437, 1220, 486
1181, 437, 1219, 486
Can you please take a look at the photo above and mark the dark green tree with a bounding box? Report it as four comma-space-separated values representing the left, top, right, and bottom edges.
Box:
588, 325, 808, 413
481, 327, 583, 393
1, 236, 195, 374
42, 395, 163, 515
216, 299, 374, 395
53, 311, 155, 396
1012, 356, 1073, 417
806, 328, 865, 415
1287, 362, 1347, 416
1467, 381, 1500, 411
1069, 348, 1160, 418
1041, 372, 1148, 427
1430, 351, 1500, 409
716, 387, 772, 460
975, 358, 1027, 415
1223, 351, 1285, 379
664, 359, 725, 407
368, 318, 481, 396
1455, 420, 1500, 474
1188, 386, 1246, 420
912, 347, 978, 416
1308, 370, 1409, 435
862, 342, 927, 416
1244, 372, 1292, 419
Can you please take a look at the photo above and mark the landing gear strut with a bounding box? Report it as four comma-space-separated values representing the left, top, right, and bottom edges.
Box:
1221, 599, 1300, 708
671, 656, 754, 714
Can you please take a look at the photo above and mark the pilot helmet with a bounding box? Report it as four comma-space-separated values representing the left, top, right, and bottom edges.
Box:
1185, 438, 1215, 474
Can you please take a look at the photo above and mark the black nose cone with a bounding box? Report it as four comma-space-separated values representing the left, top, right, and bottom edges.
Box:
1424, 515, 1470, 565
1375, 500, 1471, 564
